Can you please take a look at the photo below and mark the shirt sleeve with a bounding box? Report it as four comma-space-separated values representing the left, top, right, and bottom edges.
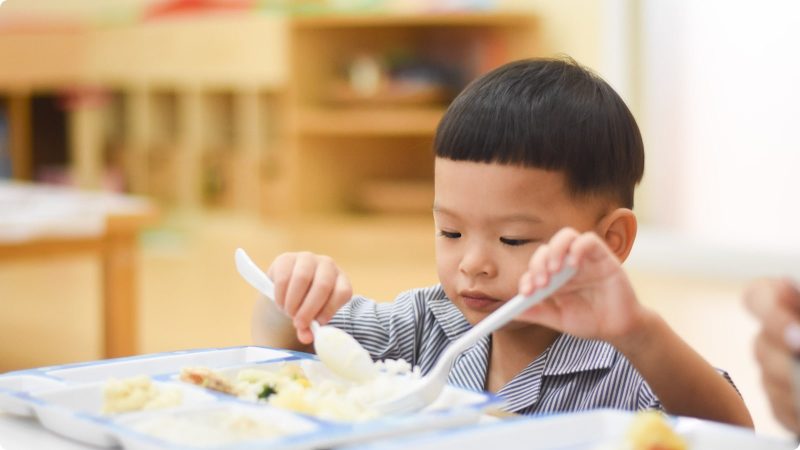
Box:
327, 290, 424, 364
636, 378, 664, 411
717, 368, 743, 397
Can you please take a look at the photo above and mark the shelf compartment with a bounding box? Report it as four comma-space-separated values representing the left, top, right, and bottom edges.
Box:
354, 179, 433, 214
296, 107, 444, 137
292, 12, 538, 29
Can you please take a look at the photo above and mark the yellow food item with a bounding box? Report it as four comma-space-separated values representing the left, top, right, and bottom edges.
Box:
627, 410, 687, 450
103, 376, 182, 414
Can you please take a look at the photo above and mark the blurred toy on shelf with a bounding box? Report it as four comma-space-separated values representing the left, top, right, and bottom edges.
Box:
327, 50, 458, 107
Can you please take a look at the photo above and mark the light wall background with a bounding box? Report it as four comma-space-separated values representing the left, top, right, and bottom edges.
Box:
641, 0, 800, 257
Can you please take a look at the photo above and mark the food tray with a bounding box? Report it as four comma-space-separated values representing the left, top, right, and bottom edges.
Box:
0, 346, 501, 449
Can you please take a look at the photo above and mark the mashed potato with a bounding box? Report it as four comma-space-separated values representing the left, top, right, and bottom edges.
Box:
103, 376, 182, 414
182, 359, 422, 422
240, 360, 422, 421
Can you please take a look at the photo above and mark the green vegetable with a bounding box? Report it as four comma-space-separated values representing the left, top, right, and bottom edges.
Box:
257, 384, 277, 400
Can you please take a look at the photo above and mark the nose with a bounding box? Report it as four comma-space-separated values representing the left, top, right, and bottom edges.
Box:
458, 241, 497, 279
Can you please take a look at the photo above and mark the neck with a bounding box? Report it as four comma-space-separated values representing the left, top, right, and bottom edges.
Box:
486, 324, 559, 392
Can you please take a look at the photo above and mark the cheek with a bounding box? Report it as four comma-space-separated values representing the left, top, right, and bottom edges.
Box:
435, 244, 460, 287
435, 245, 457, 275
499, 248, 538, 291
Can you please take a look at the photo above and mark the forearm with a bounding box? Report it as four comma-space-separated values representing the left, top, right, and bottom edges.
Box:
614, 311, 753, 428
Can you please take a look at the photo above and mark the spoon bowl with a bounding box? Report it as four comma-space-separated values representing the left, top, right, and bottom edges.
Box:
234, 248, 377, 383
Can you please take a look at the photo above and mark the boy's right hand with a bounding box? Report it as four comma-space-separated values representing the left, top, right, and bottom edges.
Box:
267, 252, 353, 345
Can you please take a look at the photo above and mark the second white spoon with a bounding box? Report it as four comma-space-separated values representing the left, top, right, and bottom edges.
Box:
235, 248, 377, 383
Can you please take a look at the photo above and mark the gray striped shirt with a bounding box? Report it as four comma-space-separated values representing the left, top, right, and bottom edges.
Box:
329, 284, 667, 415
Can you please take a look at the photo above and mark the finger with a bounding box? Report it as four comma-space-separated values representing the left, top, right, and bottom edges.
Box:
761, 369, 800, 432
519, 244, 546, 295
754, 333, 794, 390
529, 243, 551, 289
744, 279, 800, 352
519, 272, 537, 296
296, 327, 314, 345
317, 273, 353, 324
760, 362, 794, 409
294, 257, 338, 330
283, 252, 317, 317
569, 231, 617, 266
268, 253, 297, 311
744, 278, 798, 320
545, 228, 579, 273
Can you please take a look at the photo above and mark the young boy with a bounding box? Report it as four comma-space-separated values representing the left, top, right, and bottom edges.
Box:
252, 57, 753, 427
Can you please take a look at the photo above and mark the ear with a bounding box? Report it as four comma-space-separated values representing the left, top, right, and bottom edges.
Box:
594, 208, 637, 262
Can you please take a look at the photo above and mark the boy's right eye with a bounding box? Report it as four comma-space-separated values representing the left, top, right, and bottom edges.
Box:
438, 230, 461, 239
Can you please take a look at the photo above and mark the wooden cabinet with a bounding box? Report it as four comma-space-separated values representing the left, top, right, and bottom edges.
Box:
0, 14, 289, 213
284, 12, 540, 215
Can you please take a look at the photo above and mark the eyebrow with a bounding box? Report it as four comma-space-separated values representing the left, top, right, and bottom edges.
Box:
432, 204, 543, 224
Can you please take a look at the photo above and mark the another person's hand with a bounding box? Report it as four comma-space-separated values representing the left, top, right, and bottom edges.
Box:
516, 227, 651, 348
268, 252, 352, 344
744, 277, 800, 433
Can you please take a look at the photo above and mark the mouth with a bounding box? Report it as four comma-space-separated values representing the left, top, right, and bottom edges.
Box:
459, 291, 503, 312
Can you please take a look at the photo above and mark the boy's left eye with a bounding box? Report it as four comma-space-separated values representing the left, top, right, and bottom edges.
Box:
500, 237, 532, 247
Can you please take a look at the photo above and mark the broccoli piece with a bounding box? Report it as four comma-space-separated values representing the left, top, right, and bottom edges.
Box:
257, 384, 277, 400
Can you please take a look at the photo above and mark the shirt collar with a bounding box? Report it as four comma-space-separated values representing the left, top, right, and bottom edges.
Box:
542, 333, 618, 376
427, 286, 490, 392
497, 334, 618, 412
448, 335, 491, 391
427, 285, 472, 341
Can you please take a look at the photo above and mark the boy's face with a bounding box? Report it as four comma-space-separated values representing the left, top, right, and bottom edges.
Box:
433, 157, 602, 327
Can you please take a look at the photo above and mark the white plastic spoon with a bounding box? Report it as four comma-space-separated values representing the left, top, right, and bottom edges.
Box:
235, 248, 377, 383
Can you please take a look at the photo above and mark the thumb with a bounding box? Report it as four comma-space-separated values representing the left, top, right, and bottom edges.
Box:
297, 327, 314, 345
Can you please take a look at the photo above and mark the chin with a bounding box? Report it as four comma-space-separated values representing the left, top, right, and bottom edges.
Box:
456, 304, 489, 325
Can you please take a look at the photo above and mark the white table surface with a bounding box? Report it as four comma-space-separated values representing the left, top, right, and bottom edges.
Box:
0, 181, 151, 243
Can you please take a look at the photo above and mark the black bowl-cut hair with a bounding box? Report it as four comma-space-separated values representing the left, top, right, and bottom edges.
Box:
434, 57, 644, 208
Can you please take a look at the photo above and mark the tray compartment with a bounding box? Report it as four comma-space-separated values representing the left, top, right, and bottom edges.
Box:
0, 374, 65, 416
114, 402, 323, 450
32, 380, 217, 447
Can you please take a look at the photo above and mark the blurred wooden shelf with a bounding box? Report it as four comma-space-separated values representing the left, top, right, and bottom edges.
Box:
297, 107, 444, 136
355, 179, 433, 214
292, 12, 538, 29
326, 80, 449, 106
286, 11, 540, 215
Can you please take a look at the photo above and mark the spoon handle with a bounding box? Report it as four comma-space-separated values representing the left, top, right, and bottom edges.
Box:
447, 265, 576, 359
235, 248, 276, 300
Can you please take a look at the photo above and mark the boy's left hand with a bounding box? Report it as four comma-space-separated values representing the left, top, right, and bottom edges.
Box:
517, 227, 651, 345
